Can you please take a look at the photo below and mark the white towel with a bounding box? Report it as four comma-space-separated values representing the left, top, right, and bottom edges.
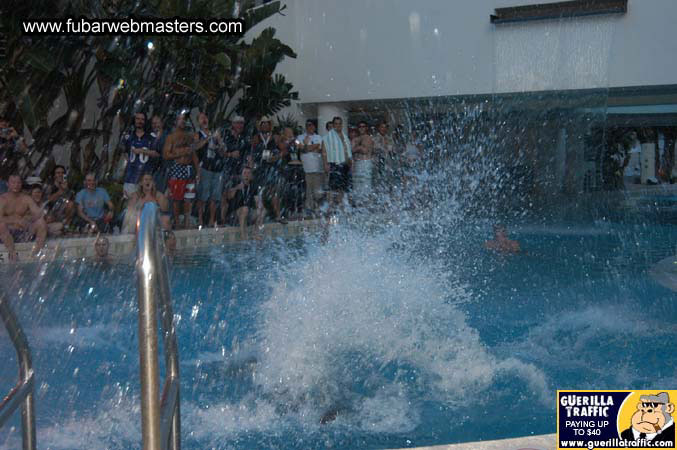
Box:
323, 130, 352, 164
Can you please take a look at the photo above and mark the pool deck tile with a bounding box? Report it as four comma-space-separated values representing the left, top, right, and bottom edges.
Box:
0, 219, 323, 264
401, 433, 555, 450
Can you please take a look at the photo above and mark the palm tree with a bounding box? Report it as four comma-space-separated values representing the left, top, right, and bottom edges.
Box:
0, 0, 298, 180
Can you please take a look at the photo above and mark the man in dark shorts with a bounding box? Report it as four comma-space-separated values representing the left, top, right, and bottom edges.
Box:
0, 174, 48, 261
250, 116, 287, 223
220, 115, 249, 224
322, 116, 353, 208
226, 166, 264, 240
194, 111, 224, 227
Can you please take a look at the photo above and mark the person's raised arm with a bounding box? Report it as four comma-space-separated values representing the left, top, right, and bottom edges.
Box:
47, 182, 65, 203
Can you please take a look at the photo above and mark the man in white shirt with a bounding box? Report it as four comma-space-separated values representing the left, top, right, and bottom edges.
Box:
322, 116, 352, 208
297, 119, 324, 214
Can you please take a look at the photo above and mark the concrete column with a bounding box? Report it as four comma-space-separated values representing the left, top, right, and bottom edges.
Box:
318, 103, 348, 136
640, 143, 656, 184
555, 127, 567, 192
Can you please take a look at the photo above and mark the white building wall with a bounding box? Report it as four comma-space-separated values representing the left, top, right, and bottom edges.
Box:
254, 0, 677, 104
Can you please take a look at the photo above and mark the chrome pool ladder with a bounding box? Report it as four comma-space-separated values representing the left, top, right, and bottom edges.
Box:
136, 202, 181, 450
0, 292, 36, 450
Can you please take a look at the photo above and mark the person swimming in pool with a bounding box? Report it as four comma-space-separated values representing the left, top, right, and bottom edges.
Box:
93, 235, 112, 264
485, 223, 521, 253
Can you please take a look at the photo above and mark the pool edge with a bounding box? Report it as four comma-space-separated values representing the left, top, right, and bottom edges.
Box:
649, 255, 677, 292
398, 433, 555, 450
0, 219, 324, 263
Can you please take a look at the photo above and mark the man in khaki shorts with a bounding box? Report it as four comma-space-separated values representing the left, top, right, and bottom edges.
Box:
0, 174, 47, 261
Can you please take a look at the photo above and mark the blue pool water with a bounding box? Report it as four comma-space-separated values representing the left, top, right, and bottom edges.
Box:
1, 220, 676, 449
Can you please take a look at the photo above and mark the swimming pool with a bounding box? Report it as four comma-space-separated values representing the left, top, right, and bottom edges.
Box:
1, 218, 676, 449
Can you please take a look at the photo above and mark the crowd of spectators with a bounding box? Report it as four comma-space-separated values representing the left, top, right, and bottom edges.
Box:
0, 111, 423, 260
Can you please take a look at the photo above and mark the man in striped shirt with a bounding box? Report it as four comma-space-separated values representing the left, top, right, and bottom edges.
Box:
321, 116, 352, 208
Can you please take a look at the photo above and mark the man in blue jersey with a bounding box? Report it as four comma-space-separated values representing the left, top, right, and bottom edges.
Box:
120, 112, 160, 198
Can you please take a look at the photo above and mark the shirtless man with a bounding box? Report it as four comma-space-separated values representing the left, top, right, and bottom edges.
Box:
485, 224, 521, 253
351, 121, 374, 201
372, 121, 395, 192
0, 174, 47, 261
163, 112, 200, 229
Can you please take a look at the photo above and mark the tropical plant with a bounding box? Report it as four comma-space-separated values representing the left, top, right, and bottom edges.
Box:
275, 112, 301, 135
0, 0, 297, 181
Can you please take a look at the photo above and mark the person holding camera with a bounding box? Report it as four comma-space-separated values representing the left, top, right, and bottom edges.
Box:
45, 165, 76, 230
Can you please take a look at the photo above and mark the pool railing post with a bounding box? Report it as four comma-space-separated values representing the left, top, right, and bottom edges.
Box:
136, 202, 181, 450
0, 292, 37, 450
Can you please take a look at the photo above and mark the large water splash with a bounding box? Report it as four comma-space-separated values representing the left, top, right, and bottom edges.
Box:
191, 226, 551, 435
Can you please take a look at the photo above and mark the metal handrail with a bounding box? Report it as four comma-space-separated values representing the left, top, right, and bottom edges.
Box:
0, 292, 36, 450
136, 202, 181, 450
